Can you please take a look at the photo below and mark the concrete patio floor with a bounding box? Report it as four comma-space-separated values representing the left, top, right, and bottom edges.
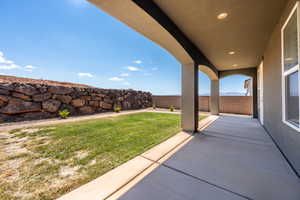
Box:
119, 116, 300, 200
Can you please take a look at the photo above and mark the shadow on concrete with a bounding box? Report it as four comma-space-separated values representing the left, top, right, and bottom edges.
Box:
119, 116, 300, 200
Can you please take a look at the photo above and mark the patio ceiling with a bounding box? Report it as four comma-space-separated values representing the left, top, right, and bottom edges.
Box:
88, 0, 287, 71
152, 0, 287, 71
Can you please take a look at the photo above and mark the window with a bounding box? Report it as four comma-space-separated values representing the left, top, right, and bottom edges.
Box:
286, 71, 299, 126
282, 2, 300, 131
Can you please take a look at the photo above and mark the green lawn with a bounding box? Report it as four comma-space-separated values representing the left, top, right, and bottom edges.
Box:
199, 114, 208, 121
0, 112, 208, 200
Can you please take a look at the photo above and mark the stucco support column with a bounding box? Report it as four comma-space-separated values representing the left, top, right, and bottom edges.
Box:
210, 79, 219, 115
181, 63, 199, 133
252, 75, 258, 118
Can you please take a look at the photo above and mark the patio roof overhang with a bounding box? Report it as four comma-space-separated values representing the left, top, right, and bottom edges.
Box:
87, 0, 287, 130
88, 0, 287, 77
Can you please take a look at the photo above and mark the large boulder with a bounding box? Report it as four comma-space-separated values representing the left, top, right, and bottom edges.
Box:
100, 102, 112, 110
0, 98, 41, 114
0, 113, 11, 122
53, 95, 72, 104
33, 93, 52, 102
0, 100, 5, 107
91, 96, 103, 101
38, 86, 48, 93
78, 106, 94, 114
91, 93, 105, 101
0, 83, 14, 91
122, 101, 131, 110
49, 86, 73, 95
12, 92, 31, 101
0, 89, 9, 95
42, 100, 61, 113
20, 112, 54, 120
0, 95, 9, 102
14, 84, 38, 96
71, 99, 85, 107
91, 93, 105, 98
80, 96, 92, 101
103, 97, 113, 104
89, 100, 99, 107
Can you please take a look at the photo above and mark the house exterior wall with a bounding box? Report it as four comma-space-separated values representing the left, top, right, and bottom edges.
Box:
153, 96, 252, 115
244, 79, 253, 96
263, 0, 300, 175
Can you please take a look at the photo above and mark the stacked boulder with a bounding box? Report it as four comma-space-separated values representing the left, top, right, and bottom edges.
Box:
0, 83, 152, 122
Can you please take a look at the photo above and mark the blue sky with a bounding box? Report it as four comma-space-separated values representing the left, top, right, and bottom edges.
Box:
0, 0, 248, 95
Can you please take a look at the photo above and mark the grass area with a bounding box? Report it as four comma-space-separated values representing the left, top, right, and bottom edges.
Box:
0, 112, 208, 200
199, 114, 208, 121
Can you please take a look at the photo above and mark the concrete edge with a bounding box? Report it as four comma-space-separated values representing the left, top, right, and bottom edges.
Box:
107, 136, 195, 200
199, 115, 219, 131
56, 114, 218, 200
106, 115, 219, 200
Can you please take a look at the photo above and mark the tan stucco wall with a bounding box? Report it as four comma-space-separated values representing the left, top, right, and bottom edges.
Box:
219, 96, 252, 115
153, 96, 252, 115
262, 0, 300, 175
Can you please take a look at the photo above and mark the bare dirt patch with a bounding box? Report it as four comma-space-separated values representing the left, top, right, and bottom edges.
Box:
74, 150, 89, 160
0, 128, 87, 200
59, 165, 81, 177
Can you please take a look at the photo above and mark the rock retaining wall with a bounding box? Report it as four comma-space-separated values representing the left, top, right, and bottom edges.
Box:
0, 83, 152, 122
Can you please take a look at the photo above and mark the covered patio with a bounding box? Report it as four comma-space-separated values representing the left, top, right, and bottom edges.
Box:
85, 0, 300, 199
119, 115, 300, 200
87, 0, 282, 132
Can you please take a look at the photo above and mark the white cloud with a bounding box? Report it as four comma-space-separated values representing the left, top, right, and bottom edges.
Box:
109, 77, 124, 81
0, 51, 38, 72
0, 57, 6, 63
151, 67, 158, 71
120, 73, 129, 77
0, 64, 21, 70
24, 65, 36, 72
126, 66, 140, 71
25, 65, 35, 69
123, 81, 131, 86
5, 60, 14, 64
68, 0, 88, 6
133, 60, 142, 64
0, 51, 14, 65
77, 72, 94, 78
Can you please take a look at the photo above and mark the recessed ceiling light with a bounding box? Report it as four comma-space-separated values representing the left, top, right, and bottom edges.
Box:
232, 64, 238, 67
217, 13, 228, 20
228, 51, 235, 55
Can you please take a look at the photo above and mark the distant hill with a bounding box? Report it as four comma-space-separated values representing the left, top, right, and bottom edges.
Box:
220, 92, 246, 96
200, 92, 246, 96
0, 75, 94, 88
